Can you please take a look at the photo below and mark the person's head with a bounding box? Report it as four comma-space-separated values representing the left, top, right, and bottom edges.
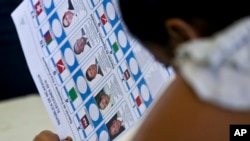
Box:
109, 119, 122, 136
96, 92, 110, 110
118, 0, 249, 65
86, 64, 97, 81
74, 37, 87, 54
62, 11, 74, 27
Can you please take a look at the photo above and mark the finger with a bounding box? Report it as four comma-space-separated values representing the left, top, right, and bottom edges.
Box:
33, 130, 59, 141
62, 136, 73, 141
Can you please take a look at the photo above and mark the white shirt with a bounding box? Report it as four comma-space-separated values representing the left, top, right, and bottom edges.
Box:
174, 17, 250, 111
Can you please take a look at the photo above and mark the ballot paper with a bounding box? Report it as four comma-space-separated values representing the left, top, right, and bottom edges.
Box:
11, 0, 175, 140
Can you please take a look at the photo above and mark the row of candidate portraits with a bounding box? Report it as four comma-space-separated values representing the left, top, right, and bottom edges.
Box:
94, 87, 125, 140
85, 111, 125, 140
61, 0, 111, 28
61, 1, 125, 136
63, 0, 103, 82
43, 0, 124, 138
60, 1, 113, 83
60, 0, 91, 55
61, 1, 126, 140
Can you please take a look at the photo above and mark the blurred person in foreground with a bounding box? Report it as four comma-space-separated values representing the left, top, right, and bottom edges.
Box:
118, 0, 250, 141
33, 1, 250, 141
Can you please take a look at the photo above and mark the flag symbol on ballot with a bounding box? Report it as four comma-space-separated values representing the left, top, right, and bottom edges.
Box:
51, 51, 70, 83
69, 87, 78, 102
34, 1, 43, 16
135, 96, 146, 115
56, 59, 66, 74
30, 0, 47, 27
80, 115, 90, 129
65, 81, 83, 111
44, 30, 53, 45
95, 5, 112, 36
40, 23, 58, 55
112, 42, 119, 53
119, 61, 135, 91
107, 32, 124, 62
100, 14, 108, 25
124, 69, 130, 80
99, 12, 111, 33
75, 108, 94, 135
135, 96, 142, 107
132, 90, 146, 116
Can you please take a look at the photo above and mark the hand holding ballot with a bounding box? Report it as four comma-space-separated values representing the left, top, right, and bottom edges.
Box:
33, 130, 72, 141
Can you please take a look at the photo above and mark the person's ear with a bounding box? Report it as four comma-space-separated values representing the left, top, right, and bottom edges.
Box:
164, 18, 198, 42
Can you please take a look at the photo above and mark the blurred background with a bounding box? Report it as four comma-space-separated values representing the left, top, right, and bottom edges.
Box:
0, 0, 38, 100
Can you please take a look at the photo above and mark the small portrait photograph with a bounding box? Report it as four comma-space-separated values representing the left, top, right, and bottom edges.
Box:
73, 28, 91, 55
61, 0, 77, 28
106, 112, 125, 140
60, 0, 87, 28
85, 58, 103, 82
94, 86, 114, 115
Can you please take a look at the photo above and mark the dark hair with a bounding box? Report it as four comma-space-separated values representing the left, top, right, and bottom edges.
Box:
73, 43, 79, 55
118, 0, 249, 47
85, 69, 93, 81
73, 37, 85, 55
95, 91, 107, 109
62, 12, 70, 28
106, 114, 125, 140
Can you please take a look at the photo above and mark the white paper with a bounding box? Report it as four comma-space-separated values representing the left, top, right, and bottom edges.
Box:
11, 0, 175, 140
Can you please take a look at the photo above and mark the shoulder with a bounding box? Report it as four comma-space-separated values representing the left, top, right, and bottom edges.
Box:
132, 73, 250, 141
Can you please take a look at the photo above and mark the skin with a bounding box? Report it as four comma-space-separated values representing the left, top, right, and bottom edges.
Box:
99, 94, 110, 110
133, 74, 250, 141
87, 64, 97, 80
33, 130, 72, 141
74, 37, 87, 54
131, 18, 250, 141
63, 11, 74, 27
109, 119, 122, 136
33, 17, 250, 141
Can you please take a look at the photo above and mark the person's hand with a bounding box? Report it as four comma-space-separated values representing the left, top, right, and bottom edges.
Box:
33, 130, 72, 141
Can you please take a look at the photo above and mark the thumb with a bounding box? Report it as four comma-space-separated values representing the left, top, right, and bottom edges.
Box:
62, 136, 73, 141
